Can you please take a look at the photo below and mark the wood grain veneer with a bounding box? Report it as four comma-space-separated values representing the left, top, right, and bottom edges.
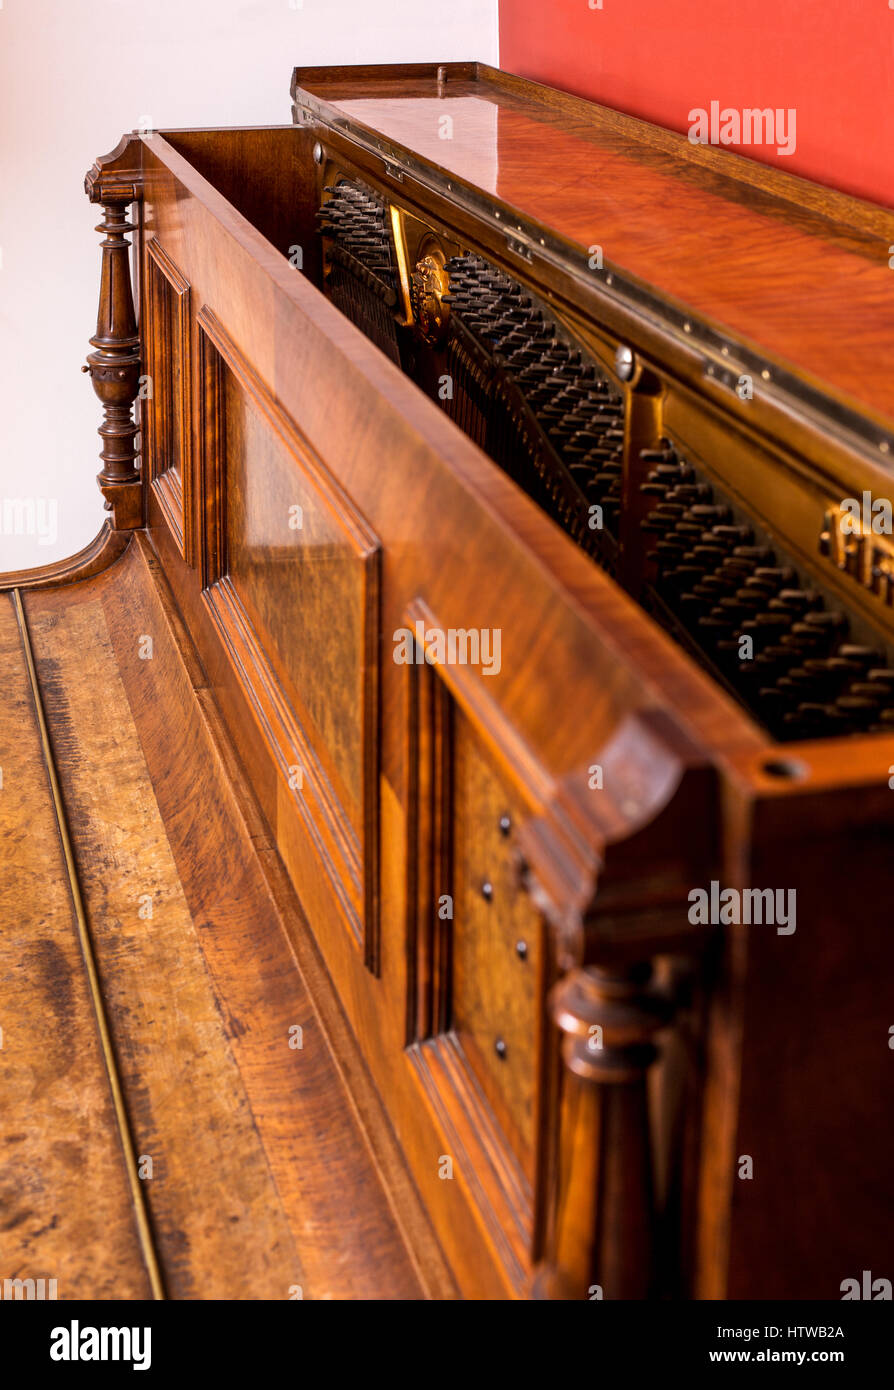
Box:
3, 64, 892, 1303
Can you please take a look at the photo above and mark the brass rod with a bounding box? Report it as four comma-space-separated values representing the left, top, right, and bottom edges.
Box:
12, 588, 166, 1300
389, 204, 415, 327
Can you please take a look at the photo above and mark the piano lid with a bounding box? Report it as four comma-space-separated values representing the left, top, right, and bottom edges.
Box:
291, 62, 894, 449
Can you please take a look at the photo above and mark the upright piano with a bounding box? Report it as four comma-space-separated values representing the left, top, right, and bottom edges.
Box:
3, 62, 893, 1301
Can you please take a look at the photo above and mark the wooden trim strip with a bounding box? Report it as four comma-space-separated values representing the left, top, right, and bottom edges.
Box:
12, 588, 166, 1302
0, 523, 131, 593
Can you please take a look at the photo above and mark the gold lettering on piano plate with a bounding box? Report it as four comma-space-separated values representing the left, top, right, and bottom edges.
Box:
819, 502, 894, 604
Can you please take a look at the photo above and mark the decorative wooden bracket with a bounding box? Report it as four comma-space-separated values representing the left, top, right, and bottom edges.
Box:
516, 707, 717, 969
515, 708, 717, 1299
83, 138, 145, 530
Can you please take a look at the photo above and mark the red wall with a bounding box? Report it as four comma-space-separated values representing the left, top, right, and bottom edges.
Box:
499, 0, 893, 208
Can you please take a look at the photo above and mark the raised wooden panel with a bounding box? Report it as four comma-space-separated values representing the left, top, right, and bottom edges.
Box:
195, 306, 382, 970
404, 602, 551, 1270
451, 715, 545, 1183
144, 239, 192, 561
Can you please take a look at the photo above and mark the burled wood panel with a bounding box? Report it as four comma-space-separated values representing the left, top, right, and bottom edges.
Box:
0, 593, 150, 1300
451, 715, 545, 1185
195, 307, 382, 967
225, 364, 377, 826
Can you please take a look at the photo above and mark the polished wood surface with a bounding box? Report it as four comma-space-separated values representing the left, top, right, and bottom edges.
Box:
293, 63, 894, 427
133, 96, 894, 1297
0, 593, 152, 1300
3, 64, 892, 1302
0, 540, 448, 1300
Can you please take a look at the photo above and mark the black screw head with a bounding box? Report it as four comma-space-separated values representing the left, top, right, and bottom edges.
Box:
498, 814, 512, 837
515, 940, 528, 960
481, 881, 494, 902
494, 1038, 507, 1060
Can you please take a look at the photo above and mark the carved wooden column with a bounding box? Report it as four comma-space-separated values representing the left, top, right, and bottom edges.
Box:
516, 709, 715, 1300
533, 962, 671, 1300
83, 143, 144, 529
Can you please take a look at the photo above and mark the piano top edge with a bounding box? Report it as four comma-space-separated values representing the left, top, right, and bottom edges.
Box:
290, 63, 894, 440
291, 62, 894, 239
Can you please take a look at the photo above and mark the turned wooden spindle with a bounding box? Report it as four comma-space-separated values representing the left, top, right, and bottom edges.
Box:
82, 191, 142, 528
533, 962, 671, 1300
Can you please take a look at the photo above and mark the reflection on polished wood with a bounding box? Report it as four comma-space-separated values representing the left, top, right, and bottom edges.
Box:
297, 65, 894, 424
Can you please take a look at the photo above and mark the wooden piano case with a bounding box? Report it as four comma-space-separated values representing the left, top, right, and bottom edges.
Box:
5, 64, 893, 1301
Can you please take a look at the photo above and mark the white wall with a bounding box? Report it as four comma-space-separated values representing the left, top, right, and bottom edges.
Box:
0, 0, 498, 570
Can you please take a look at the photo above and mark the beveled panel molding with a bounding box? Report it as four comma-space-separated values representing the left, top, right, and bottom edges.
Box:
403, 598, 554, 1281
144, 238, 193, 563
196, 305, 382, 970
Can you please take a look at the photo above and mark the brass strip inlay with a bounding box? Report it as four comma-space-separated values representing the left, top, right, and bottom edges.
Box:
12, 588, 166, 1301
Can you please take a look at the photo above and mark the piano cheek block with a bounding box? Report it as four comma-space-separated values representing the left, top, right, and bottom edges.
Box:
5, 64, 890, 1304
